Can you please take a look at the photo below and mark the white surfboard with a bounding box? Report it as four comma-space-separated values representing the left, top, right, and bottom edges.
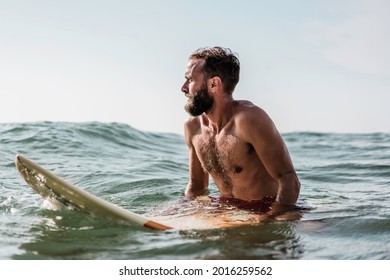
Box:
15, 155, 173, 230
16, 155, 284, 230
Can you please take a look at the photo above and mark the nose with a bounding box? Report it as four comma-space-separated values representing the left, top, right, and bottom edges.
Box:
181, 80, 188, 94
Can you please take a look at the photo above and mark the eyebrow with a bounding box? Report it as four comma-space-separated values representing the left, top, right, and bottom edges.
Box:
184, 71, 191, 79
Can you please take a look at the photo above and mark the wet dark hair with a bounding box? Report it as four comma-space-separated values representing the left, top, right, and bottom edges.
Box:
189, 47, 240, 94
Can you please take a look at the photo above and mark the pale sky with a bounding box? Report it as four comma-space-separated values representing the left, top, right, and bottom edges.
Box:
1, 0, 389, 135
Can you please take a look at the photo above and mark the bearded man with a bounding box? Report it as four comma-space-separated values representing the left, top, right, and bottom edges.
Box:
181, 47, 300, 216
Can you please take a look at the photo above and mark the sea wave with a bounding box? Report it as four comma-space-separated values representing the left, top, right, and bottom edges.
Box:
0, 122, 389, 259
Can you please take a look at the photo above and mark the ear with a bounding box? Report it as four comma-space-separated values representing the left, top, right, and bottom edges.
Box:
207, 76, 222, 93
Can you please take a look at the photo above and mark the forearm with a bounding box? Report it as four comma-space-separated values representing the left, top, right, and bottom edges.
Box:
275, 172, 300, 205
261, 173, 300, 219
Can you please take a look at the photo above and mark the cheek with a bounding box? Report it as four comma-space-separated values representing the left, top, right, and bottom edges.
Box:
188, 83, 197, 94
190, 81, 204, 94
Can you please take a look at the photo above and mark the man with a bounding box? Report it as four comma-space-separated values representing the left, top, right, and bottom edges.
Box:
181, 47, 300, 216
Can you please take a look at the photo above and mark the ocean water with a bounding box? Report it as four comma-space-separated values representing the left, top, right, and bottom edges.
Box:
0, 122, 389, 260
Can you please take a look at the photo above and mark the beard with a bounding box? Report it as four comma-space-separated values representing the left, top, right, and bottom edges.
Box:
184, 85, 214, 116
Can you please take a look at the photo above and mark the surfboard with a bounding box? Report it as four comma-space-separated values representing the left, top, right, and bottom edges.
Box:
16, 155, 292, 230
15, 155, 173, 230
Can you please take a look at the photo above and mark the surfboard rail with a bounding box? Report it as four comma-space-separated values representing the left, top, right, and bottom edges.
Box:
15, 155, 173, 230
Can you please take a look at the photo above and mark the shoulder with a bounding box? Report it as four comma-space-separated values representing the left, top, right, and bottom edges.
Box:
184, 116, 202, 146
234, 100, 274, 127
233, 100, 278, 141
184, 116, 201, 133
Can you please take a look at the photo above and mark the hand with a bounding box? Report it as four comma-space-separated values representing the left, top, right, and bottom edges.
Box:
256, 202, 301, 223
269, 202, 296, 215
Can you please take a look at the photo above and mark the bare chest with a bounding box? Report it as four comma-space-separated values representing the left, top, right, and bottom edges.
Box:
193, 130, 254, 184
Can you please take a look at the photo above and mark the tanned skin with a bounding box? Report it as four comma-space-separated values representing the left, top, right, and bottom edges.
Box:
181, 57, 300, 217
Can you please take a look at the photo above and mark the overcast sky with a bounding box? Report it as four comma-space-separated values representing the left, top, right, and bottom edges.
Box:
1, 0, 389, 134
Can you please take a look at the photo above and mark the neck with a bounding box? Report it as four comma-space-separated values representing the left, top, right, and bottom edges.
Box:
205, 94, 235, 133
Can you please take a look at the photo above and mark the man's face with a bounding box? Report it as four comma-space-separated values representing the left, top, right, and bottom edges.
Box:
181, 59, 214, 116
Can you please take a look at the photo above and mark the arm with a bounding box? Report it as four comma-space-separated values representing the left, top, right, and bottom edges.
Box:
238, 106, 300, 209
184, 118, 209, 199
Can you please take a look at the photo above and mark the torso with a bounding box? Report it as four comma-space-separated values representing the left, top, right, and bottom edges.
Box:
190, 102, 278, 201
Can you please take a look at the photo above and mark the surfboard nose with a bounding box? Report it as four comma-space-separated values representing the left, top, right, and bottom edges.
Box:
15, 155, 28, 178
15, 154, 23, 170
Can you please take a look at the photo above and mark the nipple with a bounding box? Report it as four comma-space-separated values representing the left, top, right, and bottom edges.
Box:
233, 166, 243, 175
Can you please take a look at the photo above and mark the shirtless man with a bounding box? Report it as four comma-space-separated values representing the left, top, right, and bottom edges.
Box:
181, 47, 300, 215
